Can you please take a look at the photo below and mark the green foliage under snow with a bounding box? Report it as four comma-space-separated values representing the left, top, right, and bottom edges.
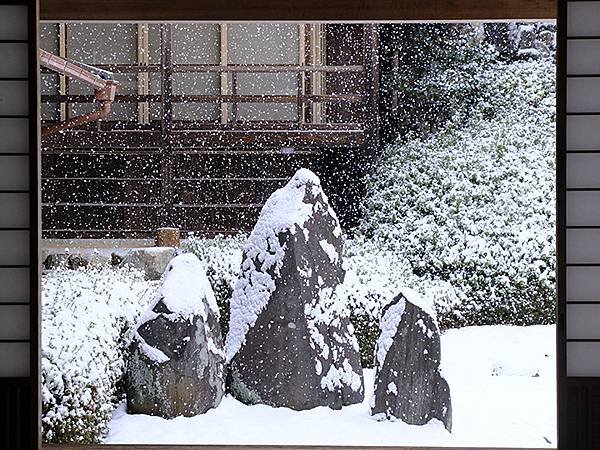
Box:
356, 58, 556, 332
42, 267, 157, 443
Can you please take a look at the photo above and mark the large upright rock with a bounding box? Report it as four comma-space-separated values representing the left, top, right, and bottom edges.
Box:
371, 288, 452, 432
127, 253, 225, 418
226, 168, 364, 410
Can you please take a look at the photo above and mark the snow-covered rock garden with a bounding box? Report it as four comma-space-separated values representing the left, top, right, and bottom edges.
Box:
41, 22, 556, 448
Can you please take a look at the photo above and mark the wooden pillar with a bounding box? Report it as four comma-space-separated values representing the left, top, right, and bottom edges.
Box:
155, 227, 180, 247
0, 2, 40, 449
558, 1, 600, 448
363, 23, 380, 162
160, 24, 175, 228
137, 23, 150, 125
219, 23, 228, 125
58, 22, 67, 122
298, 23, 306, 125
310, 23, 325, 124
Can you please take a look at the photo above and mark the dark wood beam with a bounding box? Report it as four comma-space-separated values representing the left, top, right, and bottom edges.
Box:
40, 0, 556, 22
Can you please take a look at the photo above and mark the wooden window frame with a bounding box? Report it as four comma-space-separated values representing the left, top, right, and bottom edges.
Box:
32, 0, 559, 449
40, 23, 369, 130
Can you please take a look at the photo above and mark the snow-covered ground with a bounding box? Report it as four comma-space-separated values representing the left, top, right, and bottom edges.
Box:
106, 324, 556, 448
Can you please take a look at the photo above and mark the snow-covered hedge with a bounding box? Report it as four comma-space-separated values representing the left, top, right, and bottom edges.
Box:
42, 267, 157, 443
356, 58, 556, 329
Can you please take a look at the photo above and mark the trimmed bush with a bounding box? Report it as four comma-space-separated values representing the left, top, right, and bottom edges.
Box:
42, 267, 157, 443
356, 58, 556, 330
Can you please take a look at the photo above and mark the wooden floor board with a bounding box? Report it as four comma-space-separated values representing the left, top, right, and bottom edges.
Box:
43, 445, 555, 450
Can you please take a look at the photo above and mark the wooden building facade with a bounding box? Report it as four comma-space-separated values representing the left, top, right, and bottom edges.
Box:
39, 23, 379, 238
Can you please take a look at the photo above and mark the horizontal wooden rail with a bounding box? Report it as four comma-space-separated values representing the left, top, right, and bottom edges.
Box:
172, 94, 364, 104
41, 94, 364, 104
39, 121, 364, 132
171, 65, 365, 73
41, 129, 363, 147
42, 64, 365, 74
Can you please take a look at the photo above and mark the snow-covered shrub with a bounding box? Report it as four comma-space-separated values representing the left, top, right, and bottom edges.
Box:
357, 58, 556, 329
42, 267, 157, 443
342, 237, 465, 367
181, 234, 245, 336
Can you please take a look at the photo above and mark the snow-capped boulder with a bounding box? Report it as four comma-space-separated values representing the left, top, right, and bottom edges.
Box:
119, 247, 176, 280
126, 253, 225, 418
226, 168, 364, 410
371, 288, 452, 431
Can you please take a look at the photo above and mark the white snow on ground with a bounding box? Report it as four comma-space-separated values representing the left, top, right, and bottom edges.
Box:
105, 324, 556, 448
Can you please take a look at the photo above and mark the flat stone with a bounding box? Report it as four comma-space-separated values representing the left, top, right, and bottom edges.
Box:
119, 247, 176, 280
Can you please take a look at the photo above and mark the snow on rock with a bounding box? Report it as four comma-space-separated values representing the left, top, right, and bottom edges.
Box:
226, 168, 364, 410
372, 290, 452, 432
127, 253, 225, 418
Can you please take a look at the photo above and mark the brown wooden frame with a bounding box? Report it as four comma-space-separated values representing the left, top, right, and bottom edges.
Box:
40, 0, 556, 21
34, 1, 560, 449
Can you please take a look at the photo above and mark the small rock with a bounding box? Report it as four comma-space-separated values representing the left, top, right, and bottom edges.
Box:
43, 253, 89, 270
68, 254, 88, 269
87, 251, 111, 267
371, 289, 452, 432
119, 247, 176, 280
126, 253, 226, 418
111, 251, 125, 266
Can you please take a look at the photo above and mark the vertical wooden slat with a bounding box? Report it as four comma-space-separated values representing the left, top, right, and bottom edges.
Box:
310, 23, 325, 124
298, 23, 305, 125
231, 71, 238, 122
58, 23, 66, 122
160, 23, 174, 227
0, 1, 39, 449
137, 23, 150, 125
362, 23, 379, 161
220, 23, 229, 125
559, 0, 600, 448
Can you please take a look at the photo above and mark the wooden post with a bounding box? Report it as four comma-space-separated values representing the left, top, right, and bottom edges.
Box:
160, 24, 175, 228
310, 23, 325, 125
58, 23, 67, 122
298, 23, 306, 125
363, 24, 379, 162
137, 23, 150, 125
220, 23, 229, 124
155, 227, 181, 247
